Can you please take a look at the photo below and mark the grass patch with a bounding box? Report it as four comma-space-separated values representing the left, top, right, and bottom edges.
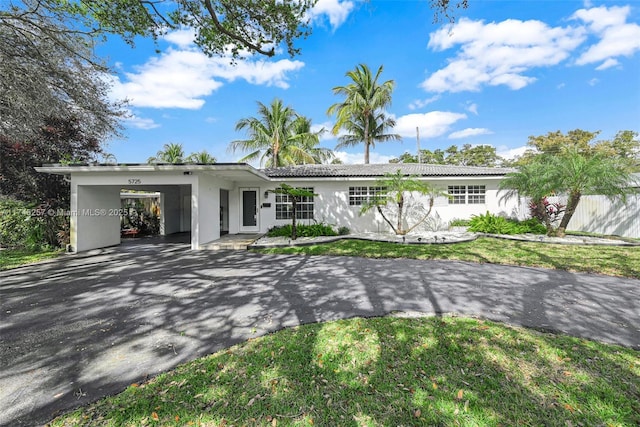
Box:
256, 237, 640, 278
0, 248, 61, 271
50, 316, 640, 427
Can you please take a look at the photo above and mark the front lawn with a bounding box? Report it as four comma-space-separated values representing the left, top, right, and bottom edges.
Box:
50, 316, 640, 427
0, 248, 61, 271
256, 237, 640, 278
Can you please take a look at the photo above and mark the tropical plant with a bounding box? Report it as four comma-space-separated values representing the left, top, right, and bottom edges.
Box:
551, 149, 637, 237
230, 99, 331, 168
327, 64, 401, 164
468, 211, 546, 235
269, 184, 317, 240
499, 158, 558, 235
147, 143, 185, 164
267, 223, 338, 238
360, 170, 443, 235
500, 146, 638, 237
186, 150, 217, 164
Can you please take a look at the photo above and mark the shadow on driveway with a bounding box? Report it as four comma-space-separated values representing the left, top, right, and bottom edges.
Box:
1, 243, 638, 426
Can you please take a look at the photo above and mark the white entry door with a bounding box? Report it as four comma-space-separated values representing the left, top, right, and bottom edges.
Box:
240, 188, 259, 232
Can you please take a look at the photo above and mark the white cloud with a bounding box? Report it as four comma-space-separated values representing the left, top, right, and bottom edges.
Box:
334, 151, 395, 164
465, 102, 478, 115
395, 111, 467, 138
588, 78, 599, 86
162, 28, 196, 48
307, 0, 356, 29
496, 145, 528, 160
422, 17, 586, 93
110, 32, 305, 109
122, 110, 160, 130
408, 95, 440, 110
595, 58, 620, 70
448, 128, 493, 139
557, 82, 566, 89
572, 5, 640, 68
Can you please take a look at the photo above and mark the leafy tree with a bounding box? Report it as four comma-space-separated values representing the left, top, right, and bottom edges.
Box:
360, 170, 443, 235
269, 184, 316, 240
147, 143, 186, 164
0, 2, 124, 143
390, 144, 503, 167
186, 150, 217, 164
328, 64, 401, 164
595, 130, 640, 172
0, 116, 102, 205
2, 1, 467, 62
230, 99, 331, 167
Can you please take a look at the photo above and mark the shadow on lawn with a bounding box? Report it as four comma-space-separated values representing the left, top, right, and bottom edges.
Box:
0, 242, 638, 426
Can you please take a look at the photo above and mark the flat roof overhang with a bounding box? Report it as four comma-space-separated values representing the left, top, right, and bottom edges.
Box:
36, 163, 272, 183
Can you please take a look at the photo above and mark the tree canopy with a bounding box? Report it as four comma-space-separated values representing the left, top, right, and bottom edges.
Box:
230, 98, 332, 168
1, 1, 124, 143
390, 144, 504, 167
328, 64, 401, 164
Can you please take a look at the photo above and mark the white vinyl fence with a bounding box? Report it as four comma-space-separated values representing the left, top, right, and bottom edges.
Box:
563, 194, 640, 238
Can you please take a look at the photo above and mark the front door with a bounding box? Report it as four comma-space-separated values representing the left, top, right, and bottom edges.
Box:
240, 188, 259, 232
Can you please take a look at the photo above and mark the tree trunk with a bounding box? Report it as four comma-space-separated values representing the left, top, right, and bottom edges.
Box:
364, 117, 370, 164
376, 205, 397, 234
556, 192, 581, 237
397, 194, 404, 235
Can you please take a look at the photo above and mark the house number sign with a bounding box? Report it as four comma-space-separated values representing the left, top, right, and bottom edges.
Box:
128, 179, 142, 184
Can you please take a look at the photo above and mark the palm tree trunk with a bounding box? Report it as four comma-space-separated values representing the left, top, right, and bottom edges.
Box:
397, 194, 404, 235
556, 192, 581, 237
364, 116, 370, 164
376, 205, 397, 234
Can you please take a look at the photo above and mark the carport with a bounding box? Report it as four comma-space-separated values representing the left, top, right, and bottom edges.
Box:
36, 163, 271, 252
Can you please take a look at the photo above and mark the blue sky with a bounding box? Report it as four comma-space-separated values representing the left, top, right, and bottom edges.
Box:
99, 0, 640, 165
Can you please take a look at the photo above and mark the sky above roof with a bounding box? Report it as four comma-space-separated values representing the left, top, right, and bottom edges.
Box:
99, 0, 640, 165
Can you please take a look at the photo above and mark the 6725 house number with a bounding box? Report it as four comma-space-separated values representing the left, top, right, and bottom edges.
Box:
128, 179, 141, 184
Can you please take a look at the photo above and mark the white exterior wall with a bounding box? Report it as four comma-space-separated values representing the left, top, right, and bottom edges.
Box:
73, 185, 121, 252
256, 177, 521, 234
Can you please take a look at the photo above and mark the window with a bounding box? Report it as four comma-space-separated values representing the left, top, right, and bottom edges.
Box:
467, 185, 486, 204
349, 186, 388, 206
448, 185, 486, 204
275, 187, 314, 220
448, 185, 466, 204
349, 186, 368, 206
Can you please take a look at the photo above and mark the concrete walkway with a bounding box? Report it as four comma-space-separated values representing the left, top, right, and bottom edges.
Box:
1, 245, 638, 426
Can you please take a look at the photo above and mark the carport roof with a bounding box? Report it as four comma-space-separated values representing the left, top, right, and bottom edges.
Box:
36, 163, 272, 181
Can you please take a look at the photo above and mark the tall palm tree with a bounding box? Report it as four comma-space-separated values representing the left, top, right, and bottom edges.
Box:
186, 150, 217, 164
229, 98, 332, 168
327, 64, 401, 164
147, 143, 185, 164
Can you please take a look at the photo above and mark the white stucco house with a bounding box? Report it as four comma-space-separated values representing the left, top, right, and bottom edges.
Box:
37, 163, 523, 252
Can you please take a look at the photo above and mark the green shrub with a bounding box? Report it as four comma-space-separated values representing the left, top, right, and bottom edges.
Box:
468, 211, 545, 235
449, 218, 470, 227
0, 198, 62, 250
266, 223, 339, 238
337, 226, 351, 235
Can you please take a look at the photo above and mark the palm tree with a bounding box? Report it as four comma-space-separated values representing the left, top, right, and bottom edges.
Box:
552, 149, 636, 237
229, 98, 332, 168
186, 150, 217, 164
500, 150, 637, 237
327, 64, 401, 164
148, 143, 185, 164
499, 158, 558, 235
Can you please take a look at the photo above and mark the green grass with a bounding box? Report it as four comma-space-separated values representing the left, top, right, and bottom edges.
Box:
256, 237, 640, 278
0, 248, 61, 271
50, 316, 640, 427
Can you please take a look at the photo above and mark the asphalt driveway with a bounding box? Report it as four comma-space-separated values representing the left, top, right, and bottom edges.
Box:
1, 243, 639, 426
